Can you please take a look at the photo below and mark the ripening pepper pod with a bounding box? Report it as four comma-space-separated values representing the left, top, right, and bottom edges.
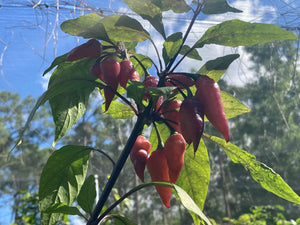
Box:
159, 100, 182, 133
66, 39, 102, 62
163, 133, 186, 184
179, 97, 204, 153
130, 136, 151, 182
89, 62, 103, 81
143, 76, 159, 100
100, 57, 121, 111
119, 59, 140, 89
165, 74, 195, 89
195, 75, 230, 142
147, 149, 172, 208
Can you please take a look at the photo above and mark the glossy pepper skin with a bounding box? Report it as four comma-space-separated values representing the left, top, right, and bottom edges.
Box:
130, 136, 151, 182
147, 149, 171, 208
66, 39, 102, 61
119, 60, 140, 89
195, 75, 230, 142
100, 57, 121, 111
89, 62, 103, 80
163, 133, 186, 184
165, 74, 195, 89
143, 76, 159, 100
159, 100, 182, 133
179, 97, 204, 152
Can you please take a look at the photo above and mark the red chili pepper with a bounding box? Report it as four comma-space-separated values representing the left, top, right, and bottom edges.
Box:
89, 62, 103, 80
119, 60, 140, 89
143, 76, 159, 100
165, 74, 194, 89
130, 136, 151, 182
163, 133, 186, 184
179, 97, 204, 153
66, 39, 102, 61
147, 149, 171, 208
100, 57, 120, 111
159, 100, 182, 133
195, 75, 230, 142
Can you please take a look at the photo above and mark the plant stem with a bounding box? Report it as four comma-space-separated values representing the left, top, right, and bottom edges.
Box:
149, 38, 163, 73
166, 2, 204, 72
87, 114, 146, 225
131, 55, 151, 77
97, 181, 173, 224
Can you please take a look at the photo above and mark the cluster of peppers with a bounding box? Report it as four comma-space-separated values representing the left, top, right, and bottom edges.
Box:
130, 75, 230, 208
67, 38, 230, 208
67, 39, 140, 111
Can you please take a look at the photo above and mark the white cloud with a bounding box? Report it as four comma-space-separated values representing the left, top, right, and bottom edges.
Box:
41, 72, 51, 91
118, 0, 277, 86
166, 0, 277, 86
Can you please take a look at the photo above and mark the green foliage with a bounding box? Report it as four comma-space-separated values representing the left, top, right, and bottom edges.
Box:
197, 54, 240, 81
194, 19, 296, 48
204, 133, 300, 205
163, 32, 183, 65
224, 205, 300, 225
48, 58, 100, 145
102, 101, 135, 119
221, 91, 251, 119
39, 145, 92, 224
77, 175, 96, 215
202, 0, 242, 14
176, 141, 210, 224
13, 0, 300, 225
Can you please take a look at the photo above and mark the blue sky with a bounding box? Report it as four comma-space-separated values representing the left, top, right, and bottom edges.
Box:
0, 0, 299, 224
0, 0, 299, 99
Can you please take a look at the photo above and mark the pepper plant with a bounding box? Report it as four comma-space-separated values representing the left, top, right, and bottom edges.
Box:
14, 0, 300, 224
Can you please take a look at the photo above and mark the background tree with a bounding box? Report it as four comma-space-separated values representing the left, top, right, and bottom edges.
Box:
0, 91, 53, 224
205, 39, 300, 222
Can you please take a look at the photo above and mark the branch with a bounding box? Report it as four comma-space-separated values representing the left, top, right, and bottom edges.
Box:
87, 112, 147, 225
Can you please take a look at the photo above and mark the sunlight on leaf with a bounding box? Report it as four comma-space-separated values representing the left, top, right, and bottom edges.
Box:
203, 134, 300, 205
123, 0, 166, 38
163, 32, 183, 65
61, 13, 110, 42
48, 58, 97, 146
202, 0, 242, 14
195, 19, 297, 48
77, 175, 96, 215
197, 54, 240, 81
221, 91, 251, 119
176, 140, 210, 224
179, 45, 202, 61
39, 145, 92, 225
102, 101, 135, 119
101, 15, 150, 43
174, 184, 212, 225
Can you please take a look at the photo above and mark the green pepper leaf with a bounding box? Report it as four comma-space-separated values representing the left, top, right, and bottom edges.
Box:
123, 0, 166, 39
197, 54, 240, 81
60, 13, 110, 42
203, 134, 300, 205
152, 0, 191, 13
43, 54, 67, 76
77, 175, 96, 215
202, 0, 242, 14
176, 140, 211, 224
103, 101, 135, 119
163, 32, 183, 65
48, 58, 98, 146
221, 91, 251, 119
39, 145, 91, 225
127, 81, 145, 106
194, 19, 297, 48
179, 45, 202, 61
101, 14, 150, 43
